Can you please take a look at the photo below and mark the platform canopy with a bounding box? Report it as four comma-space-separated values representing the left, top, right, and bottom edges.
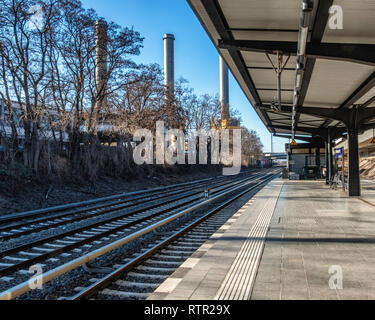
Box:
187, 0, 375, 140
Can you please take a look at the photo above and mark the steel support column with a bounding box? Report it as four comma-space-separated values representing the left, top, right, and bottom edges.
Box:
316, 146, 321, 179
325, 141, 329, 184
347, 128, 361, 196
327, 131, 333, 183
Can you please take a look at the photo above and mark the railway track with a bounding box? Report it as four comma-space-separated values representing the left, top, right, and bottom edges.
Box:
0, 170, 258, 241
71, 171, 280, 300
0, 169, 280, 300
75, 213, 232, 300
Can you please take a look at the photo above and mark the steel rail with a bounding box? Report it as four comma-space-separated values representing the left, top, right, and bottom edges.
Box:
0, 187, 203, 238
0, 175, 237, 239
0, 170, 257, 224
0, 171, 279, 300
0, 193, 204, 276
0, 171, 262, 241
0, 177, 221, 229
70, 173, 279, 300
0, 172, 265, 276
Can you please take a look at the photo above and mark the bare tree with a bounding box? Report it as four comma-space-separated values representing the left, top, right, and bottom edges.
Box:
241, 127, 263, 167
109, 63, 164, 135
0, 0, 60, 172
0, 0, 264, 183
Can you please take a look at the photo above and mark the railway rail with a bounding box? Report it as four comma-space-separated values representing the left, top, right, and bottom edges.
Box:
0, 169, 280, 300
0, 170, 258, 241
70, 174, 278, 300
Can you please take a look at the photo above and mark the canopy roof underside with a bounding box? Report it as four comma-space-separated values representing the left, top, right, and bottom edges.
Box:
188, 0, 375, 139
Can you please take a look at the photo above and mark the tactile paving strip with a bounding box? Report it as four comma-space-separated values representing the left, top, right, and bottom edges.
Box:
215, 182, 283, 300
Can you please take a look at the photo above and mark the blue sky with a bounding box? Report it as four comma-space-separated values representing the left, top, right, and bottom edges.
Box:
81, 0, 289, 152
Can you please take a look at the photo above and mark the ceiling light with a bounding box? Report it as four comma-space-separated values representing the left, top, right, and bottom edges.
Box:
298, 27, 309, 56
296, 73, 302, 88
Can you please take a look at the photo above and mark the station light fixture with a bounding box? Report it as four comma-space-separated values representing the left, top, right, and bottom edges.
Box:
294, 88, 299, 97
295, 73, 302, 89
293, 94, 298, 107
297, 27, 309, 56
296, 58, 304, 72
334, 137, 344, 146
302, 0, 314, 12
291, 0, 314, 140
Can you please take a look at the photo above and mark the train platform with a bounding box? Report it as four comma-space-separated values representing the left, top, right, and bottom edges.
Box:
148, 179, 375, 300
361, 180, 375, 207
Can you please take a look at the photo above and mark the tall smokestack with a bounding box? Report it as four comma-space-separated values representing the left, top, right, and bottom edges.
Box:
220, 56, 230, 121
163, 33, 175, 100
96, 20, 108, 110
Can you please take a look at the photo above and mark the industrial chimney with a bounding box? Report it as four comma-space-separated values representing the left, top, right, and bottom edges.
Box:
220, 56, 230, 121
95, 20, 108, 111
163, 33, 175, 100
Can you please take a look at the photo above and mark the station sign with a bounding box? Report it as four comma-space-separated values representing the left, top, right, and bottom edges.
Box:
335, 148, 343, 159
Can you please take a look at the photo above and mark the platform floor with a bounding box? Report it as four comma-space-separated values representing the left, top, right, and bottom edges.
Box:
361, 179, 375, 207
148, 179, 375, 300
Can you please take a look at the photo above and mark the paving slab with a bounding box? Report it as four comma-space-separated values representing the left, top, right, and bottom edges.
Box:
148, 179, 283, 300
361, 179, 375, 206
252, 180, 375, 300
148, 179, 375, 300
